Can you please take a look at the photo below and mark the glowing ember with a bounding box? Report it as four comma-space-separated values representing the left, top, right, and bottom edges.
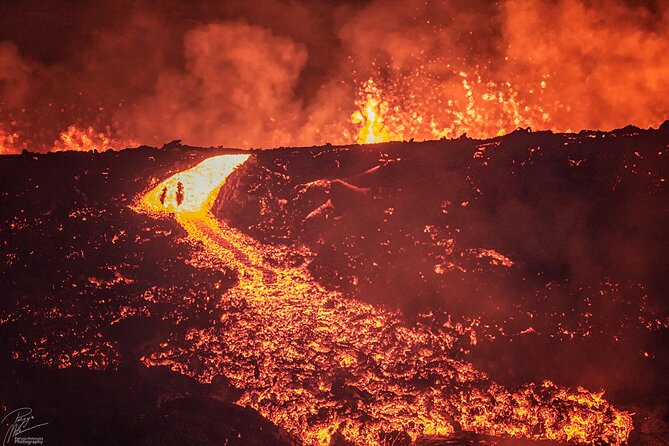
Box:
136, 154, 633, 446
0, 123, 24, 154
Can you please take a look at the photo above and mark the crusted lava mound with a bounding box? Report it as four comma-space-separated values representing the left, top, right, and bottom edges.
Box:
216, 124, 669, 442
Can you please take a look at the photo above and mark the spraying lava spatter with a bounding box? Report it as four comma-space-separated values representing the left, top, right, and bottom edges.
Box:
349, 72, 553, 145
351, 79, 401, 144
135, 154, 633, 446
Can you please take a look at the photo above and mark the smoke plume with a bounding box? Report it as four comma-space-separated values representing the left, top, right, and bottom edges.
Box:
0, 0, 668, 152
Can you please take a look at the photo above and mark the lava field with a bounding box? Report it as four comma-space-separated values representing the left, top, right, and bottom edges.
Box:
1, 125, 668, 445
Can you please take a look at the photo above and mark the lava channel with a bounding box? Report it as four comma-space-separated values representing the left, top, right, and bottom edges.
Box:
135, 154, 633, 446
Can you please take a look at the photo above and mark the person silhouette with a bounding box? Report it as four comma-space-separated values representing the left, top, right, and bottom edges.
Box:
159, 186, 167, 205
176, 182, 184, 205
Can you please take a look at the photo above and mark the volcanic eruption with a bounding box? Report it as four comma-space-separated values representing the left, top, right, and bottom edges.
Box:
1, 1, 668, 445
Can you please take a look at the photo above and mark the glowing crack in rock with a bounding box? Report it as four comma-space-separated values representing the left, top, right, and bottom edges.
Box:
136, 154, 633, 446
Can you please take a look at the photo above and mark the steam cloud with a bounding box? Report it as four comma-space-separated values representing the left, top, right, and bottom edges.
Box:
0, 0, 668, 152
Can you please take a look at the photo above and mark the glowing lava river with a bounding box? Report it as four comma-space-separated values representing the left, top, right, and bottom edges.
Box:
135, 154, 633, 446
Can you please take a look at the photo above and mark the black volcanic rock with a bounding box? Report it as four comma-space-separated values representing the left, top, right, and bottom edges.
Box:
0, 361, 292, 446
217, 129, 669, 312
216, 129, 669, 397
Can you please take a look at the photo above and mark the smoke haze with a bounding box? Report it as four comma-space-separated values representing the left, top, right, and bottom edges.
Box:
0, 0, 668, 152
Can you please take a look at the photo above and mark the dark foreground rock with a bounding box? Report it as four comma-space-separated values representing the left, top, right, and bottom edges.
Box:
0, 359, 293, 446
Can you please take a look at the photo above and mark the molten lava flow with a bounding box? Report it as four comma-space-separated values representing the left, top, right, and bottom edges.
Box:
137, 155, 633, 446
141, 155, 250, 216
